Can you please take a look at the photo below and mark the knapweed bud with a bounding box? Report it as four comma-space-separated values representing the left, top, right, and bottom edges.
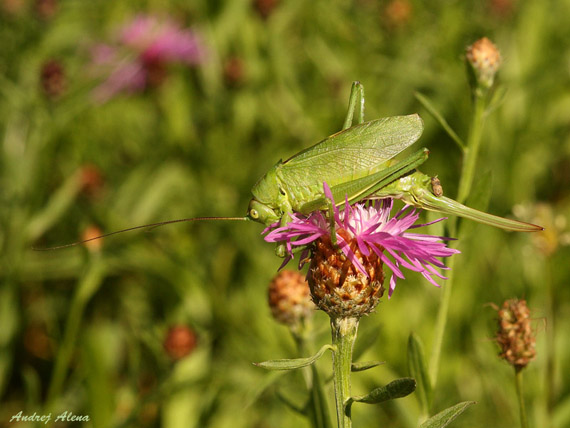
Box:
81, 225, 103, 253
382, 0, 413, 30
163, 325, 197, 361
40, 59, 66, 99
466, 37, 501, 89
80, 164, 104, 199
253, 0, 279, 19
223, 56, 245, 88
308, 233, 384, 319
35, 0, 57, 20
268, 270, 314, 329
496, 299, 536, 371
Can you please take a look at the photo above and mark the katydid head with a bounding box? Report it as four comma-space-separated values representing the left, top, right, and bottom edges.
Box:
247, 198, 281, 226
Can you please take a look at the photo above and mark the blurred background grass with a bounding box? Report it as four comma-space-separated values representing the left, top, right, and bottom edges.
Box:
1, 0, 569, 427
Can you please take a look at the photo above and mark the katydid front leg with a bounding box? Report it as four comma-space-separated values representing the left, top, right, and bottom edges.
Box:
326, 81, 366, 245
342, 81, 365, 130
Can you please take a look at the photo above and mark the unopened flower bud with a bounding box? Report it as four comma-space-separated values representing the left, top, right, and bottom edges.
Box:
223, 56, 245, 88
80, 164, 105, 199
268, 270, 314, 329
40, 59, 66, 99
383, 0, 413, 30
82, 225, 103, 253
496, 299, 536, 371
163, 325, 197, 360
308, 233, 384, 319
35, 0, 57, 20
253, 0, 279, 19
466, 37, 501, 89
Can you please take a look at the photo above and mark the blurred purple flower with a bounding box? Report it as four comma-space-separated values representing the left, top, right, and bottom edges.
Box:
264, 183, 460, 298
91, 14, 205, 102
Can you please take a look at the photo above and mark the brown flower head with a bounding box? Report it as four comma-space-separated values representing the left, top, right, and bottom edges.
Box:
163, 325, 197, 360
466, 37, 501, 89
81, 225, 103, 253
496, 298, 536, 371
308, 233, 385, 318
40, 60, 66, 99
268, 270, 314, 329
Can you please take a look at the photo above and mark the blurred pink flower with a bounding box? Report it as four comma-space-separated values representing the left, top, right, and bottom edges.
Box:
91, 14, 205, 102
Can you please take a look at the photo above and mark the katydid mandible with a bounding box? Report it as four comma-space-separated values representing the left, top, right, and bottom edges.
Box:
38, 81, 542, 252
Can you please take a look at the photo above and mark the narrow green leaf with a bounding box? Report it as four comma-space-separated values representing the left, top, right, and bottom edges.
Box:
458, 170, 492, 237
254, 344, 334, 371
25, 171, 83, 243
414, 91, 465, 150
352, 325, 379, 362
351, 361, 385, 372
347, 377, 416, 406
407, 332, 433, 414
276, 390, 306, 415
305, 365, 333, 428
419, 401, 476, 428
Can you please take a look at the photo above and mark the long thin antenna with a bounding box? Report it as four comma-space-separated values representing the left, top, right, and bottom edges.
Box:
33, 216, 250, 251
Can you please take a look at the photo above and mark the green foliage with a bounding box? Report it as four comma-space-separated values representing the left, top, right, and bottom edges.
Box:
255, 344, 333, 370
1, 0, 570, 427
346, 377, 416, 407
407, 332, 433, 415
419, 401, 476, 428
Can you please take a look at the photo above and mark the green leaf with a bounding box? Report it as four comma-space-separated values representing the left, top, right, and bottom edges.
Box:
407, 332, 433, 414
419, 401, 476, 428
276, 390, 306, 415
458, 170, 493, 237
351, 361, 385, 372
254, 344, 334, 371
352, 325, 379, 362
414, 91, 465, 150
347, 377, 416, 407
305, 365, 333, 428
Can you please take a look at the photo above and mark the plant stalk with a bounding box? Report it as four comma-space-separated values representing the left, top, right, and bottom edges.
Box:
457, 93, 486, 204
294, 328, 332, 428
331, 316, 359, 428
430, 90, 487, 385
515, 368, 529, 428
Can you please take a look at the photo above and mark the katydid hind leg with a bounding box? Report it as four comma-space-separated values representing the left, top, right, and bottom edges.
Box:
342, 81, 365, 130
298, 148, 429, 214
374, 171, 543, 233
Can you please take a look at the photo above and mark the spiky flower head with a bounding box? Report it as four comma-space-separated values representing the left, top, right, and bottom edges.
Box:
466, 37, 501, 90
496, 298, 536, 371
268, 270, 314, 330
264, 184, 459, 318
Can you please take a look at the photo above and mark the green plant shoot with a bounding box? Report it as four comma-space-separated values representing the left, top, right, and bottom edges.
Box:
38, 81, 541, 252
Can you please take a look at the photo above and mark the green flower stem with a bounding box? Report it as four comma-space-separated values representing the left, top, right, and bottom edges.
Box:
545, 257, 556, 414
457, 92, 486, 204
331, 316, 359, 428
430, 90, 487, 385
294, 329, 333, 428
429, 251, 456, 384
515, 368, 529, 428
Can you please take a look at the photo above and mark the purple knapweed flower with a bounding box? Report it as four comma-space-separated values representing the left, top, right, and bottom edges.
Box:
264, 183, 460, 299
91, 14, 205, 102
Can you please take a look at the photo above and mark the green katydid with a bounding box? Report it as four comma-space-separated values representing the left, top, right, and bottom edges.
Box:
37, 81, 541, 252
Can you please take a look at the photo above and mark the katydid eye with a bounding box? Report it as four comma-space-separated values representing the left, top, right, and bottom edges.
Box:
250, 209, 259, 219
